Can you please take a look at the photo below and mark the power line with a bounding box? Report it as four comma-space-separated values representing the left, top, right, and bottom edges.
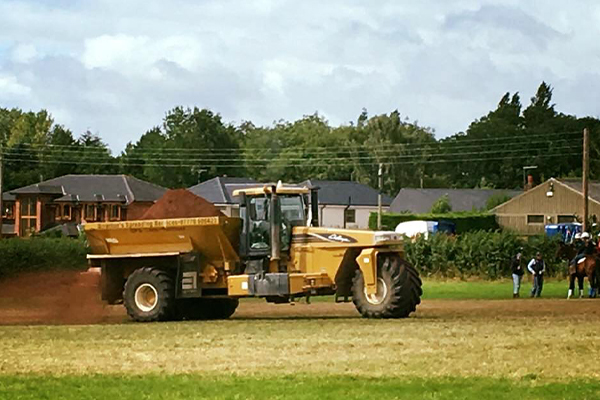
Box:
0, 143, 582, 165
0, 136, 582, 163
3, 130, 582, 155
0, 150, 582, 169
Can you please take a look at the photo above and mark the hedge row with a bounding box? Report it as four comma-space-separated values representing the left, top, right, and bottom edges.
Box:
404, 231, 564, 279
369, 212, 498, 233
0, 237, 88, 279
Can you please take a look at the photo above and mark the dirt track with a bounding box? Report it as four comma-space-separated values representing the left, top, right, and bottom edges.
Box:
1, 271, 600, 325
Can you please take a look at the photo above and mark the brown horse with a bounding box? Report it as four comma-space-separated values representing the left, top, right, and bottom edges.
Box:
556, 243, 597, 298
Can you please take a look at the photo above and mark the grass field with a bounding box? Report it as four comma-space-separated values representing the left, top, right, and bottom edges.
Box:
1, 277, 599, 399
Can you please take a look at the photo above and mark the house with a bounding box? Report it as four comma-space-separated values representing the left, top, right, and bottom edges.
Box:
302, 180, 392, 229
390, 188, 522, 214
189, 177, 390, 229
4, 175, 166, 237
493, 178, 600, 235
1, 192, 17, 236
188, 177, 259, 216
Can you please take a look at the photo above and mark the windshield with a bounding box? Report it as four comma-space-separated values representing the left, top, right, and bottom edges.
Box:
281, 195, 305, 224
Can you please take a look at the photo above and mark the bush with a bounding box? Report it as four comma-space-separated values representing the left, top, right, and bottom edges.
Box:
404, 231, 564, 279
0, 237, 88, 279
370, 212, 498, 233
485, 192, 514, 210
430, 194, 452, 213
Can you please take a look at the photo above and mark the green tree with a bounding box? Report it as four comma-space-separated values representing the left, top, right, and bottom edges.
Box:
485, 193, 513, 210
349, 110, 436, 195
121, 107, 244, 188
431, 194, 452, 213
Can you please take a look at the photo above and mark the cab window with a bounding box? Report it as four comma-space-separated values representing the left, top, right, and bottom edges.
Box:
248, 197, 270, 250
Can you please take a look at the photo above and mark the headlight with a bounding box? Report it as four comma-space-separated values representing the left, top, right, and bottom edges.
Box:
373, 232, 403, 243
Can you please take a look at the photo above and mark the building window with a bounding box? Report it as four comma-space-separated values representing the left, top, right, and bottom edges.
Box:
345, 209, 356, 224
63, 205, 72, 219
557, 215, 576, 224
20, 197, 37, 217
527, 215, 544, 224
20, 217, 36, 236
2, 203, 14, 219
85, 204, 96, 221
110, 205, 121, 220
19, 197, 37, 236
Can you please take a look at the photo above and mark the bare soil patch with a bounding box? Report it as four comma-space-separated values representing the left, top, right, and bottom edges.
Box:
1, 277, 599, 326
0, 270, 125, 325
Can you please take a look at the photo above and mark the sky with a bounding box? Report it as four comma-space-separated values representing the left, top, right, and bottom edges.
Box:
0, 0, 599, 152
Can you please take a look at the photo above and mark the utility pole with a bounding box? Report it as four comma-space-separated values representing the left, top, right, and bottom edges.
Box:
377, 163, 383, 230
583, 128, 590, 232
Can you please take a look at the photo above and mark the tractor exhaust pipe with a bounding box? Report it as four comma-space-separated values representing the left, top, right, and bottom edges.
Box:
270, 188, 281, 263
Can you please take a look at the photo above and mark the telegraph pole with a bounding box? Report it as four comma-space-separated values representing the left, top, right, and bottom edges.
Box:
377, 163, 383, 230
583, 128, 590, 232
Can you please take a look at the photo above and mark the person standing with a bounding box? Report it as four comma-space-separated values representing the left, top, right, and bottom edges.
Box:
511, 250, 524, 298
528, 252, 545, 298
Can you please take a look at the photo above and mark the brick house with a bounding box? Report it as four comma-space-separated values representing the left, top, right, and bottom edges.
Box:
3, 175, 166, 237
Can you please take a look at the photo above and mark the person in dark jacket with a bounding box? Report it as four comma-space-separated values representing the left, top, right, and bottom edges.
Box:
511, 250, 524, 298
528, 252, 545, 297
571, 232, 595, 266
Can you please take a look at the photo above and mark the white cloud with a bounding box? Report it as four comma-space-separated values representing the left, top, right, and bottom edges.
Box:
0, 74, 31, 97
82, 34, 203, 78
0, 0, 598, 151
11, 43, 38, 63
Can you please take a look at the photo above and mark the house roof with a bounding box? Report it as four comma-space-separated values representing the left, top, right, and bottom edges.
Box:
9, 175, 166, 205
1, 223, 15, 235
391, 188, 522, 213
188, 177, 258, 204
559, 178, 600, 202
492, 177, 600, 212
303, 180, 393, 206
189, 177, 390, 207
2, 192, 16, 202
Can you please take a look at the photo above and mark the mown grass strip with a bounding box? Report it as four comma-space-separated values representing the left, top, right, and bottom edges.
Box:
0, 375, 599, 400
421, 279, 571, 299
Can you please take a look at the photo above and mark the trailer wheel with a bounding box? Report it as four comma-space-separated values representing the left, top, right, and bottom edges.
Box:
123, 267, 175, 322
352, 254, 422, 318
177, 298, 239, 320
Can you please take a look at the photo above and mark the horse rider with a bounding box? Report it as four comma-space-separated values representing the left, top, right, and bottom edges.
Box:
571, 232, 595, 267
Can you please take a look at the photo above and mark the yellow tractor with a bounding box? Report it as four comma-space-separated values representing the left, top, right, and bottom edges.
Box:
85, 183, 422, 321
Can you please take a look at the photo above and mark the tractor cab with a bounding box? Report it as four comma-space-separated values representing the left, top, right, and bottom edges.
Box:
233, 182, 319, 273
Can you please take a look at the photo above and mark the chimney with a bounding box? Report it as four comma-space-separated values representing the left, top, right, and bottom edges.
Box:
525, 174, 534, 191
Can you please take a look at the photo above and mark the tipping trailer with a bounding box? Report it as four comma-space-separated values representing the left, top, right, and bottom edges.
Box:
85, 183, 422, 321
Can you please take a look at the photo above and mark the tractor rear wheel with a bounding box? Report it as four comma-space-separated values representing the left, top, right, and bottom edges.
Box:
352, 254, 422, 318
123, 267, 176, 322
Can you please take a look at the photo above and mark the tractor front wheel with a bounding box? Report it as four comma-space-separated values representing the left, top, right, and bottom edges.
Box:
352, 254, 422, 318
123, 267, 176, 322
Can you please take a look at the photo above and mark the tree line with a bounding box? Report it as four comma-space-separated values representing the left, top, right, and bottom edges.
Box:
1, 82, 598, 195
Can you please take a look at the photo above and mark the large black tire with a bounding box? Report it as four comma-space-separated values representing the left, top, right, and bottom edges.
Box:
177, 298, 239, 320
204, 298, 239, 320
352, 254, 422, 318
123, 267, 176, 322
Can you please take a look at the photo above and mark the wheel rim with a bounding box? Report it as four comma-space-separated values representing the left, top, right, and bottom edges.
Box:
364, 277, 388, 305
134, 283, 158, 312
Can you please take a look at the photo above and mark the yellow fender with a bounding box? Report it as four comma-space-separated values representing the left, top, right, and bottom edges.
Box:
356, 248, 378, 295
